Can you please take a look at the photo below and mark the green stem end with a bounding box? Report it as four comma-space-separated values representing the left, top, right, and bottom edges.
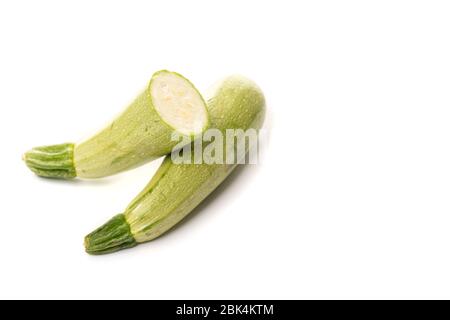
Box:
23, 143, 76, 179
84, 214, 137, 255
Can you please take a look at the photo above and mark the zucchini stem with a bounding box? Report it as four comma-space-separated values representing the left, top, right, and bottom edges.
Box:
23, 143, 76, 179
84, 214, 137, 255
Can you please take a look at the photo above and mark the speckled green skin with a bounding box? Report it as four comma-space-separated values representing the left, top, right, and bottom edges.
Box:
85, 76, 266, 254
73, 87, 175, 178
23, 70, 208, 179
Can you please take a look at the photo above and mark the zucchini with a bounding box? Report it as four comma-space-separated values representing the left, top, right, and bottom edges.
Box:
84, 75, 265, 254
23, 70, 209, 179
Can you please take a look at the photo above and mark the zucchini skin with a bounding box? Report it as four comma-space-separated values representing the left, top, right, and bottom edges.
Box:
73, 87, 175, 178
85, 76, 265, 254
23, 70, 208, 179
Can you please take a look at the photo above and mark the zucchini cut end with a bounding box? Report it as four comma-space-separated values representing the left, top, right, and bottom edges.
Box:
85, 214, 137, 255
150, 70, 209, 136
23, 143, 77, 179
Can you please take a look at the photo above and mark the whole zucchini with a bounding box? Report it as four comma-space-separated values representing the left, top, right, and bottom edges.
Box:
85, 75, 266, 254
23, 70, 209, 179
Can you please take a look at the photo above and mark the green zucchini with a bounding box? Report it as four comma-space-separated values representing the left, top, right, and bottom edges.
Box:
23, 70, 209, 179
84, 75, 266, 254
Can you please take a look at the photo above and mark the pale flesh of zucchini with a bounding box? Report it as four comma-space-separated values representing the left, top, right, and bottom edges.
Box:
151, 72, 208, 136
84, 76, 266, 254
23, 70, 208, 179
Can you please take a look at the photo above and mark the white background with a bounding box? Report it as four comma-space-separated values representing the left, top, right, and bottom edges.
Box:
0, 0, 449, 299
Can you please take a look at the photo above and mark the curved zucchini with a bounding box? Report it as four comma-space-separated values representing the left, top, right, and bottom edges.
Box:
85, 75, 266, 254
23, 70, 209, 179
